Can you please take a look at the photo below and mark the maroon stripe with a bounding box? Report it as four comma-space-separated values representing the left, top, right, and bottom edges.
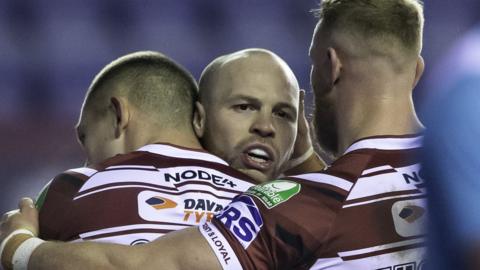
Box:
349, 134, 422, 144
82, 228, 176, 240
341, 242, 426, 261
351, 148, 420, 170
103, 167, 158, 172
325, 152, 374, 182
359, 169, 397, 178
76, 185, 237, 201
65, 171, 91, 182
143, 187, 237, 201
285, 176, 350, 197
71, 188, 201, 235
96, 151, 256, 185
174, 180, 244, 194
76, 181, 178, 197
344, 191, 424, 205
39, 172, 85, 240
320, 196, 426, 256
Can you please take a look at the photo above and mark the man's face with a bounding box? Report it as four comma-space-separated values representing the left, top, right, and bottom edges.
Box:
76, 105, 119, 165
309, 23, 339, 157
201, 57, 299, 182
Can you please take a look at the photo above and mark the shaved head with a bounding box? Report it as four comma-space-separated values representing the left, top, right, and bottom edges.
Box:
83, 51, 198, 129
199, 48, 299, 106
76, 51, 199, 164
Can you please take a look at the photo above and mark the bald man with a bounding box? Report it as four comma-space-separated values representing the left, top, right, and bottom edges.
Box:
194, 48, 318, 182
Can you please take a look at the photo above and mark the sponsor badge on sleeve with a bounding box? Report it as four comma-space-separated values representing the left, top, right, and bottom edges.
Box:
246, 180, 301, 209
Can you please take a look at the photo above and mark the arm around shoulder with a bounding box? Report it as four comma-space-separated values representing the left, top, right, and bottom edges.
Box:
28, 227, 221, 270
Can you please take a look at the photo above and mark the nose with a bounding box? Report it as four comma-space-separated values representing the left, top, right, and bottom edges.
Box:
250, 113, 275, 138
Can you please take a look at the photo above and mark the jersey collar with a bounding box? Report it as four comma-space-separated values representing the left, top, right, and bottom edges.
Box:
343, 134, 423, 154
137, 143, 229, 165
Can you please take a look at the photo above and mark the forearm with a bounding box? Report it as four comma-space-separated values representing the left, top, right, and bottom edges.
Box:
2, 202, 220, 270
28, 227, 219, 270
29, 241, 138, 270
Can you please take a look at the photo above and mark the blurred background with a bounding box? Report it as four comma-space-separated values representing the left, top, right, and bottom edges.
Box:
1, 0, 479, 213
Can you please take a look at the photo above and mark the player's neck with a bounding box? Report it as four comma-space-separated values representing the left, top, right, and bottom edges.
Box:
150, 129, 203, 150
337, 80, 424, 154
126, 127, 203, 152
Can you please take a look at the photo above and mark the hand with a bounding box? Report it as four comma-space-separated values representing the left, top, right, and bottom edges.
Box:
291, 90, 314, 160
283, 90, 326, 175
0, 198, 39, 244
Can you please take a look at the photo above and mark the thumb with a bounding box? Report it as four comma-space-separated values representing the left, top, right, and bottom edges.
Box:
17, 197, 39, 235
19, 197, 35, 213
299, 89, 305, 113
297, 89, 309, 134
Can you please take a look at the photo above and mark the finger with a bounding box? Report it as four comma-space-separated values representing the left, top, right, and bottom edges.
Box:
298, 90, 309, 132
299, 89, 305, 99
19, 198, 35, 213
299, 89, 305, 112
1, 210, 19, 223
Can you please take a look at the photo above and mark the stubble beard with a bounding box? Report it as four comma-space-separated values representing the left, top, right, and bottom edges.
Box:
313, 96, 339, 159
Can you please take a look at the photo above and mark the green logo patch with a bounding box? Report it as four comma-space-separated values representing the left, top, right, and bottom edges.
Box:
246, 180, 301, 209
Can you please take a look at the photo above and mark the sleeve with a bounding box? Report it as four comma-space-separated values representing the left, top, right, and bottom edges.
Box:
35, 180, 52, 211
38, 171, 86, 241
199, 179, 345, 270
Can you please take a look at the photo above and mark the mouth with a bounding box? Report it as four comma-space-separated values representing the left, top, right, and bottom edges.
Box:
241, 144, 275, 172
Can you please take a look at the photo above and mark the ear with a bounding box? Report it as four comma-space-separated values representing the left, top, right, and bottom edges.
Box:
110, 97, 130, 139
327, 47, 342, 87
412, 56, 425, 89
193, 101, 206, 138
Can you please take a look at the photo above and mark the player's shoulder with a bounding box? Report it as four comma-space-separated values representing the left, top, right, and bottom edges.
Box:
263, 152, 374, 210
210, 178, 346, 261
242, 176, 347, 218
137, 144, 256, 182
36, 166, 96, 210
286, 148, 394, 191
98, 144, 256, 184
101, 144, 248, 173
51, 167, 97, 190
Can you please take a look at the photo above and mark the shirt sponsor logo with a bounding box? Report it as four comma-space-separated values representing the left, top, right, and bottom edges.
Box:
164, 169, 237, 188
138, 191, 181, 222
145, 196, 178, 210
391, 198, 427, 237
216, 195, 263, 248
183, 199, 224, 223
246, 180, 301, 209
402, 167, 426, 191
201, 223, 234, 265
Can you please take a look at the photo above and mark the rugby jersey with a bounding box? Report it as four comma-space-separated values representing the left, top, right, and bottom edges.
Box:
200, 135, 426, 270
38, 143, 255, 245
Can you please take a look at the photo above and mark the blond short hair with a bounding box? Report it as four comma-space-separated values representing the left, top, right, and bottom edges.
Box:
314, 0, 424, 56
